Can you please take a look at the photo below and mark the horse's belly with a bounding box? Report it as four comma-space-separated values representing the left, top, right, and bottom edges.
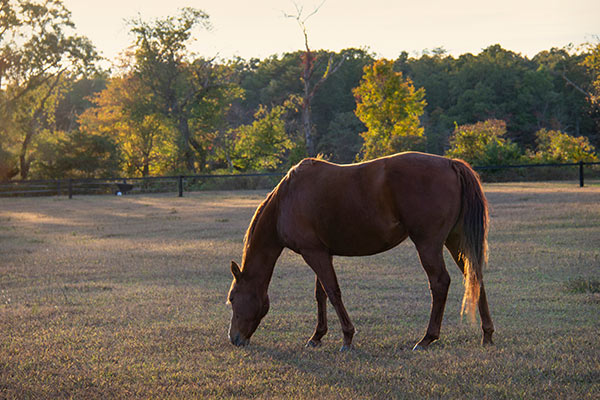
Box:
322, 220, 408, 256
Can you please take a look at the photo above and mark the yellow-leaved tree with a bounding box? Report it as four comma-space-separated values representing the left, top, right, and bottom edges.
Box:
78, 74, 175, 177
353, 59, 426, 160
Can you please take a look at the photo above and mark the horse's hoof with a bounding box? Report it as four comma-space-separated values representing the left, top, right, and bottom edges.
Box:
412, 343, 427, 351
306, 339, 322, 348
339, 344, 353, 352
482, 332, 494, 346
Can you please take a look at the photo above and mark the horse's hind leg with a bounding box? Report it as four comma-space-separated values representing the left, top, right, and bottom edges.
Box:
413, 243, 451, 350
445, 233, 494, 345
306, 276, 328, 348
302, 250, 355, 351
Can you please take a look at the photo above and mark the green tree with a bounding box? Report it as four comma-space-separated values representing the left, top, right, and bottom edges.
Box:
128, 8, 242, 173
353, 59, 426, 160
233, 104, 294, 171
397, 45, 596, 152
534, 47, 595, 138
445, 46, 535, 144
580, 41, 600, 143
532, 129, 597, 163
446, 119, 523, 165
395, 48, 454, 154
238, 53, 303, 116
316, 111, 364, 163
581, 41, 600, 105
35, 129, 120, 179
0, 0, 97, 180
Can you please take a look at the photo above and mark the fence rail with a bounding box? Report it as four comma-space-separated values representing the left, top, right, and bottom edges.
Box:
1, 161, 599, 198
0, 172, 285, 198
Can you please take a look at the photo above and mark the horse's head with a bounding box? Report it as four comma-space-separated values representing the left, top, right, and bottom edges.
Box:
227, 261, 270, 346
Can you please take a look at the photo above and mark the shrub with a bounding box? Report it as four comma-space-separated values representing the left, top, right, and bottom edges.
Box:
446, 119, 524, 166
531, 129, 598, 163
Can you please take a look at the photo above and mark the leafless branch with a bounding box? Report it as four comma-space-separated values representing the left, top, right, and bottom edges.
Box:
283, 1, 327, 52
309, 54, 344, 99
301, 0, 326, 23
551, 69, 598, 104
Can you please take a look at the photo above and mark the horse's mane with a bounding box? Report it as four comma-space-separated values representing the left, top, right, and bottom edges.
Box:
241, 175, 288, 264
243, 191, 274, 254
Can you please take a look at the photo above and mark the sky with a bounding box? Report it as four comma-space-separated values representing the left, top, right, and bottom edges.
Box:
62, 0, 599, 64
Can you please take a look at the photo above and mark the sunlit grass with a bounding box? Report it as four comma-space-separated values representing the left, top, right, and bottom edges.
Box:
1, 184, 599, 398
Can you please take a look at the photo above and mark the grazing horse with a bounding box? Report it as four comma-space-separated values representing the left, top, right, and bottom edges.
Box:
227, 152, 494, 351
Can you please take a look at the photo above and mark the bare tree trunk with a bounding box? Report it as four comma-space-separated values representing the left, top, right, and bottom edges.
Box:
302, 104, 314, 157
142, 151, 150, 177
177, 114, 196, 172
302, 47, 316, 156
288, 3, 343, 158
188, 136, 206, 172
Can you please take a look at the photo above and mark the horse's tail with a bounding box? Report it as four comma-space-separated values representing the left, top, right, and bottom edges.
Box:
451, 159, 489, 322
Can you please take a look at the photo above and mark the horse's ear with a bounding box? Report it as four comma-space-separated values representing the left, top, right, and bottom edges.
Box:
231, 261, 241, 280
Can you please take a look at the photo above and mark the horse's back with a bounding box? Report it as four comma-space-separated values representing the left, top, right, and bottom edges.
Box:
276, 153, 462, 255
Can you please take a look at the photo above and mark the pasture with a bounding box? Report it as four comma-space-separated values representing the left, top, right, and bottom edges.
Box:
1, 182, 599, 399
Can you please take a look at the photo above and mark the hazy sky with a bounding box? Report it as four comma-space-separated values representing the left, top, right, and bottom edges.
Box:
62, 0, 599, 63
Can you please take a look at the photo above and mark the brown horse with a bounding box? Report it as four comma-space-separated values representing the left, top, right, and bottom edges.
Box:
227, 152, 494, 351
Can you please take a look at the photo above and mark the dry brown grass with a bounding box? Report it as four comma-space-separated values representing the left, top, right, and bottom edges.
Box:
1, 183, 599, 399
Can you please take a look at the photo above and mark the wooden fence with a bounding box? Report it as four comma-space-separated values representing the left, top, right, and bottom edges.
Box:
1, 161, 599, 198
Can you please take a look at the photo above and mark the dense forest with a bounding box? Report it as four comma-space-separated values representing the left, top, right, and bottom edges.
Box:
1, 2, 599, 181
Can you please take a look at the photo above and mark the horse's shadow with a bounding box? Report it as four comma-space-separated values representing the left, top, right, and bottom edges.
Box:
243, 340, 419, 398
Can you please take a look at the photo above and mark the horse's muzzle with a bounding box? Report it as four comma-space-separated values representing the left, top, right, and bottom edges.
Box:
229, 332, 250, 347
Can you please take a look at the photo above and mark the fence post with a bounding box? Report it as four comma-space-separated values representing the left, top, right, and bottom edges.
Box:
178, 175, 184, 197
579, 161, 584, 187
68, 178, 73, 199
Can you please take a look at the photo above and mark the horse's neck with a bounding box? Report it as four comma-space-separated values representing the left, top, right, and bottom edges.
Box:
243, 243, 282, 289
241, 202, 283, 289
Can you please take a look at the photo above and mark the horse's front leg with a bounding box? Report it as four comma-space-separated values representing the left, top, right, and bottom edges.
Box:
302, 250, 355, 351
306, 276, 328, 347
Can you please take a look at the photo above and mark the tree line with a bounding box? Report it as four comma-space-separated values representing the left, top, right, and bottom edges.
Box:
1, 1, 599, 182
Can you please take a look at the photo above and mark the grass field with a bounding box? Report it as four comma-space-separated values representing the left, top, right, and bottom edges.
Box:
1, 182, 599, 399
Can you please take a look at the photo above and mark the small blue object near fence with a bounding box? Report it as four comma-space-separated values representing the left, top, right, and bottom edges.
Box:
1, 161, 599, 198
114, 183, 134, 196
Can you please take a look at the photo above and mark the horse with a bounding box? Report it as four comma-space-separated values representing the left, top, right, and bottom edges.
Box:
227, 152, 494, 351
